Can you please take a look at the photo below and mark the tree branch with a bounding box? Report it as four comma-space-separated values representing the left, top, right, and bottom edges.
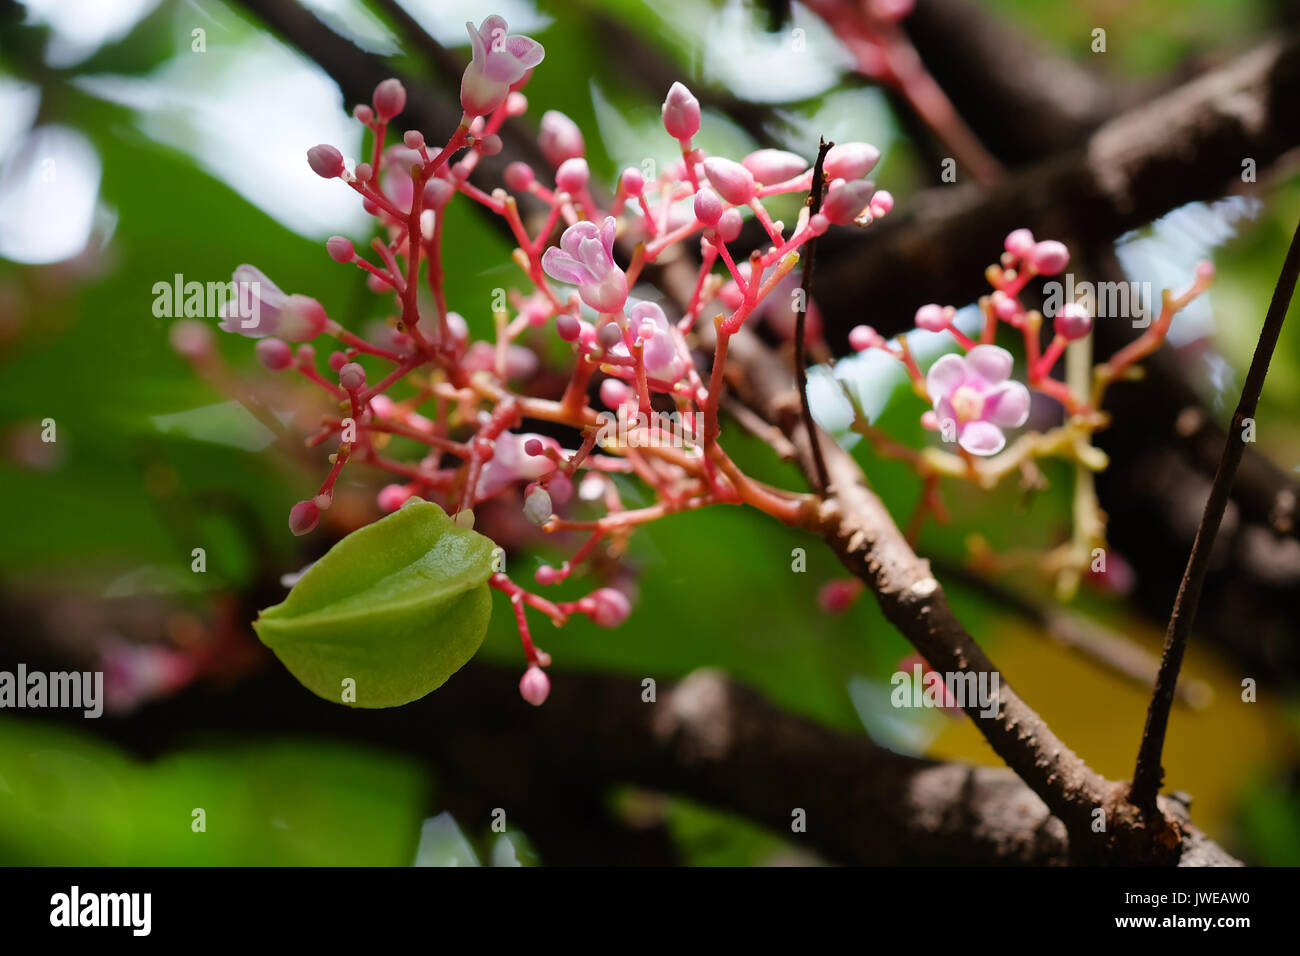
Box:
1130, 217, 1300, 812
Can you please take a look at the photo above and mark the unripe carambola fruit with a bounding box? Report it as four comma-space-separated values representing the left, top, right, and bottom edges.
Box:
254, 500, 496, 707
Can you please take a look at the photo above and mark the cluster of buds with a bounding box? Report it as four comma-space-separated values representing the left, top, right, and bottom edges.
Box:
172, 15, 894, 705
836, 228, 1214, 599
174, 13, 1210, 701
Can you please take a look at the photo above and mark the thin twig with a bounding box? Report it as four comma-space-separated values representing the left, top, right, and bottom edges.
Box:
1130, 218, 1300, 813
795, 137, 833, 494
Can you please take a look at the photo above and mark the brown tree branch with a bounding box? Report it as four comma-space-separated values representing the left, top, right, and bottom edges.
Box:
1130, 218, 1300, 812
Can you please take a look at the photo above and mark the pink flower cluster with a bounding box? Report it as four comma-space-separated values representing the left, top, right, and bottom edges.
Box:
174, 14, 896, 705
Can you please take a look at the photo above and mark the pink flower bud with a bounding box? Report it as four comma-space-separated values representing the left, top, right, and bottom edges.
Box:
274, 295, 327, 342
339, 362, 366, 391
461, 16, 545, 117
848, 324, 881, 351
372, 78, 406, 121
1054, 302, 1092, 340
600, 377, 631, 409
478, 133, 503, 156
662, 82, 700, 140
377, 484, 412, 512
868, 189, 893, 218
590, 587, 631, 628
353, 104, 374, 125
742, 148, 808, 185
597, 321, 623, 350
702, 157, 755, 205
818, 579, 861, 614
354, 162, 373, 182
822, 179, 875, 225
555, 157, 589, 194
504, 162, 535, 192
169, 319, 213, 359
519, 665, 550, 706
1196, 260, 1215, 280
621, 167, 644, 196
693, 187, 723, 226
505, 91, 528, 115
256, 337, 293, 370
288, 499, 320, 536
423, 178, 454, 210
914, 303, 947, 332
326, 236, 354, 263
1028, 240, 1069, 275
716, 208, 743, 242
523, 437, 545, 457
328, 350, 347, 372
555, 313, 580, 341
538, 110, 585, 166
1004, 229, 1035, 258
307, 144, 344, 179
824, 142, 880, 181
403, 130, 425, 150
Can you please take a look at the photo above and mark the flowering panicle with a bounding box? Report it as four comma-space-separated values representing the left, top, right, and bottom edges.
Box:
173, 12, 1210, 700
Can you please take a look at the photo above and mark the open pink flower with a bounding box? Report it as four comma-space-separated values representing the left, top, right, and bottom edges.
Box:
925, 345, 1029, 456
460, 15, 545, 117
217, 264, 326, 341
541, 217, 628, 314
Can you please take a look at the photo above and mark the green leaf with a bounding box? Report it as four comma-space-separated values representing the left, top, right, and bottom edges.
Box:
254, 501, 496, 708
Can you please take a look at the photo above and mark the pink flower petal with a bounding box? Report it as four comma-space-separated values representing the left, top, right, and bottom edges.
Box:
926, 353, 966, 402
964, 345, 1013, 385
507, 34, 545, 69
958, 420, 1006, 456
983, 381, 1030, 428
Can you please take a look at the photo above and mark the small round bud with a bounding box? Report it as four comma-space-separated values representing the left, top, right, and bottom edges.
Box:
1028, 240, 1069, 276
555, 313, 580, 341
1004, 228, 1035, 258
326, 235, 354, 263
1054, 302, 1093, 340
538, 110, 585, 167
914, 304, 948, 332
702, 157, 755, 206
477, 133, 502, 156
169, 319, 213, 359
589, 588, 631, 628
741, 148, 808, 185
307, 144, 344, 179
372, 78, 406, 121
328, 351, 347, 372
868, 189, 894, 218
662, 82, 701, 140
716, 208, 743, 243
549, 472, 573, 506
523, 486, 552, 526
824, 142, 880, 181
423, 178, 453, 210
256, 337, 293, 370
597, 321, 623, 351
353, 104, 374, 125
555, 157, 589, 194
505, 162, 535, 192
403, 129, 424, 150
505, 91, 528, 116
823, 178, 875, 225
288, 499, 320, 536
818, 579, 860, 614
339, 362, 366, 391
377, 484, 412, 512
848, 325, 880, 351
354, 162, 373, 182
519, 666, 550, 706
693, 187, 723, 226
523, 438, 545, 457
600, 377, 631, 409
620, 167, 644, 196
